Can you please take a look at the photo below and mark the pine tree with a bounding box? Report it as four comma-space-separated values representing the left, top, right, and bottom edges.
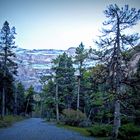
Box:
25, 85, 35, 116
75, 42, 87, 76
52, 52, 75, 122
75, 42, 87, 111
16, 82, 25, 115
0, 21, 17, 117
42, 79, 55, 119
95, 5, 140, 139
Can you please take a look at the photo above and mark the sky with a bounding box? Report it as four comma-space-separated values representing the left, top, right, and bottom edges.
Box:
0, 0, 140, 50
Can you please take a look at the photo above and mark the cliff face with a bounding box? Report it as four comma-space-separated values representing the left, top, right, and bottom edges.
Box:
15, 45, 140, 92
15, 48, 76, 91
129, 44, 140, 74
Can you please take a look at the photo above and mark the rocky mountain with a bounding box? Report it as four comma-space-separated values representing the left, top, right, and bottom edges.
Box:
15, 44, 140, 92
15, 47, 77, 91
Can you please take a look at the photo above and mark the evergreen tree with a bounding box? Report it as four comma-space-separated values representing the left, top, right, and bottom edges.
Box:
52, 52, 75, 121
95, 5, 140, 139
0, 21, 17, 117
42, 79, 55, 119
75, 42, 87, 76
4, 71, 15, 114
25, 85, 35, 116
82, 65, 110, 122
75, 42, 87, 111
16, 82, 25, 115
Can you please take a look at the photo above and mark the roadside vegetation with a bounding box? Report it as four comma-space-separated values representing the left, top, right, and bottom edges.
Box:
58, 123, 140, 140
42, 5, 140, 140
0, 115, 25, 128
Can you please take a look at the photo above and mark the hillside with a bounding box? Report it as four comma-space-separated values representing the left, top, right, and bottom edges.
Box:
15, 47, 76, 91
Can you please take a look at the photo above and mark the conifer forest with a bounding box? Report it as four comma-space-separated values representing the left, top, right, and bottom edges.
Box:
0, 3, 140, 140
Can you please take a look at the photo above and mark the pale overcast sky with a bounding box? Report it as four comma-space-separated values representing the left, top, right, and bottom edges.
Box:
0, 0, 140, 50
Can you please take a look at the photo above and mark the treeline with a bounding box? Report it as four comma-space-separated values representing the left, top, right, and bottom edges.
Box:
39, 4, 140, 140
0, 21, 36, 117
40, 44, 140, 139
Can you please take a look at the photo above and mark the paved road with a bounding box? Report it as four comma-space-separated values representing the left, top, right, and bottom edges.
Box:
0, 118, 94, 140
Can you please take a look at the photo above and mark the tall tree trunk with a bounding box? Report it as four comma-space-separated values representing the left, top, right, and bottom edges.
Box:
87, 108, 93, 121
40, 101, 43, 118
77, 76, 80, 111
111, 13, 121, 140
56, 82, 59, 122
2, 44, 8, 117
2, 66, 6, 118
112, 100, 120, 140
2, 87, 5, 118
14, 89, 17, 115
25, 98, 30, 115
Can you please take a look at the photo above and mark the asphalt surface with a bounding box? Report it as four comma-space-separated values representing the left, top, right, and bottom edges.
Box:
0, 118, 94, 140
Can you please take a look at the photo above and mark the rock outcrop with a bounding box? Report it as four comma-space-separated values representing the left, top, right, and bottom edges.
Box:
129, 44, 140, 74
15, 44, 140, 92
15, 48, 76, 91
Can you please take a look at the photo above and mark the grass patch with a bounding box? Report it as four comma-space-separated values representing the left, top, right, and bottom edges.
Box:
57, 124, 91, 137
57, 123, 111, 140
87, 124, 112, 137
0, 115, 25, 128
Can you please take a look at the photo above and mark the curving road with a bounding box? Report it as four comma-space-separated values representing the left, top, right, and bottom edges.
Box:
0, 118, 94, 140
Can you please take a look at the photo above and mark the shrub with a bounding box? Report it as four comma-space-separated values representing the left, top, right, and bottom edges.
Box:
79, 120, 92, 127
0, 115, 24, 128
62, 109, 86, 126
119, 123, 140, 140
87, 124, 112, 137
0, 120, 8, 128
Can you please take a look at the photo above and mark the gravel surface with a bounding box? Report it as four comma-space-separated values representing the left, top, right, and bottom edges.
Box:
0, 118, 94, 140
